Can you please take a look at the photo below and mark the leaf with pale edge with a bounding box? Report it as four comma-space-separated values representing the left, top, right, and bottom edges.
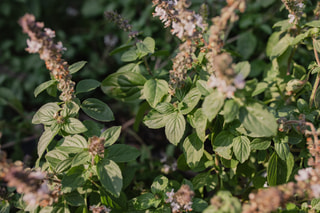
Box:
202, 90, 224, 121
165, 111, 186, 145
180, 87, 201, 114
182, 133, 204, 168
144, 79, 169, 108
97, 158, 123, 197
100, 126, 122, 147
239, 102, 277, 137
69, 61, 87, 74
232, 136, 250, 163
212, 131, 233, 160
62, 118, 87, 134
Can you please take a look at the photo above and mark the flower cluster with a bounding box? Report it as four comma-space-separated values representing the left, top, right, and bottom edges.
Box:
207, 53, 245, 98
88, 136, 106, 160
104, 11, 138, 38
89, 205, 111, 213
152, 0, 205, 40
19, 14, 75, 102
282, 0, 305, 24
153, 0, 206, 93
2, 160, 60, 207
165, 185, 194, 212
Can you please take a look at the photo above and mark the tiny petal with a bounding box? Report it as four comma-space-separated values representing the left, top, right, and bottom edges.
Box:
26, 39, 42, 53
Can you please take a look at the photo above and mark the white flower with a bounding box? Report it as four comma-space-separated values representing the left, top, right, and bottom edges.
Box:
55, 41, 67, 52
224, 85, 236, 98
40, 48, 51, 61
23, 193, 37, 206
26, 39, 42, 53
194, 14, 204, 30
288, 14, 295, 24
171, 22, 184, 39
171, 202, 181, 212
183, 21, 195, 36
234, 74, 245, 89
184, 201, 193, 211
207, 75, 220, 88
154, 7, 168, 21
162, 164, 171, 174
297, 3, 304, 9
311, 184, 320, 198
44, 28, 55, 38
295, 167, 313, 181
166, 189, 175, 203
29, 171, 46, 179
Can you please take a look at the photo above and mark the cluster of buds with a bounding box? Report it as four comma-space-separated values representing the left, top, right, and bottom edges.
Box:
281, 0, 305, 24
1, 154, 60, 207
165, 185, 194, 212
88, 136, 106, 162
152, 0, 206, 40
204, 1, 246, 98
89, 205, 111, 213
207, 53, 245, 98
104, 11, 139, 38
19, 14, 75, 102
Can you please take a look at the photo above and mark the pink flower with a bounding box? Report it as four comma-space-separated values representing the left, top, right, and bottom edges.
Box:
44, 28, 55, 38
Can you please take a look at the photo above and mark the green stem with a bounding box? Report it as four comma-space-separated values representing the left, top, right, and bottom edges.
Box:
309, 38, 320, 108
143, 57, 153, 76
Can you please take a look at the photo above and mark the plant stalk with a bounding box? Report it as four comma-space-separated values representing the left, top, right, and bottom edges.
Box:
309, 38, 320, 108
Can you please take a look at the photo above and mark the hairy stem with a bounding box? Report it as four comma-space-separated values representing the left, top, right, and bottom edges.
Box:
309, 38, 320, 108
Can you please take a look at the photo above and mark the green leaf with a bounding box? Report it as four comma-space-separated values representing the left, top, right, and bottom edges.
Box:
151, 175, 169, 195
62, 118, 87, 134
182, 133, 204, 168
100, 126, 122, 147
72, 151, 91, 167
32, 102, 60, 125
34, 80, 57, 97
101, 72, 146, 101
58, 135, 88, 153
106, 144, 140, 162
55, 158, 73, 173
142, 37, 155, 53
312, 198, 320, 211
196, 80, 213, 96
144, 79, 169, 108
69, 61, 87, 74
81, 98, 114, 122
45, 150, 68, 168
266, 31, 281, 57
212, 131, 233, 160
187, 109, 207, 141
314, 39, 320, 54
239, 102, 278, 137
267, 152, 287, 186
202, 90, 224, 122
165, 111, 186, 145
143, 109, 169, 129
252, 82, 268, 97
270, 34, 293, 59
232, 136, 250, 163
38, 127, 59, 159
75, 79, 100, 94
237, 31, 257, 59
61, 166, 87, 193
223, 99, 239, 123
121, 49, 138, 62
234, 61, 250, 79
65, 192, 85, 206
97, 159, 123, 197
109, 43, 133, 56
180, 87, 201, 114
274, 136, 290, 161
305, 20, 320, 28
155, 102, 175, 114
61, 100, 80, 117
0, 200, 10, 213
192, 198, 209, 212
250, 138, 271, 150
131, 193, 160, 210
